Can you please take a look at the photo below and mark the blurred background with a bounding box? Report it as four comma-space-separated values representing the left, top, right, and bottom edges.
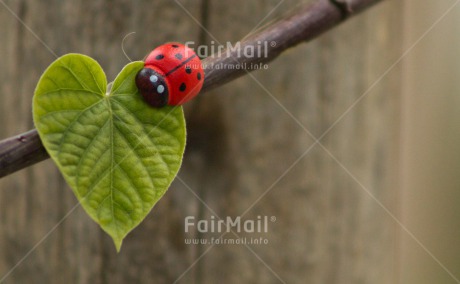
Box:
0, 0, 459, 283
401, 1, 460, 283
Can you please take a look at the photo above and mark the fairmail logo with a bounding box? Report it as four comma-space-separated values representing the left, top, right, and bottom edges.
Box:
184, 215, 275, 233
184, 40, 274, 59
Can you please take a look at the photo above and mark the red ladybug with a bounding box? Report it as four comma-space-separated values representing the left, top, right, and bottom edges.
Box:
135, 43, 204, 107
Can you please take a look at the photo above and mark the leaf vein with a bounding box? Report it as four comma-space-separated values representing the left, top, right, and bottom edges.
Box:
116, 165, 146, 213
81, 58, 105, 94
113, 122, 170, 178
56, 100, 104, 156
76, 117, 111, 189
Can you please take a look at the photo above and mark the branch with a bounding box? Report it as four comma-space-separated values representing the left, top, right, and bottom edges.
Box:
0, 0, 382, 178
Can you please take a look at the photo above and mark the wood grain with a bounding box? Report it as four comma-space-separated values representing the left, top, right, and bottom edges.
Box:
0, 0, 402, 283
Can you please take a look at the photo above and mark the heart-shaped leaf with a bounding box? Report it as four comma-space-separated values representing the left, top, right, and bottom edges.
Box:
33, 54, 186, 251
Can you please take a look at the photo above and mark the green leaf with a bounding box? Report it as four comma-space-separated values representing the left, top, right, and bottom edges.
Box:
33, 54, 186, 251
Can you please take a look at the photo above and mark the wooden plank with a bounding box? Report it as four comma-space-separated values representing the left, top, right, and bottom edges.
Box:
185, 0, 402, 283
0, 0, 403, 283
0, 1, 202, 283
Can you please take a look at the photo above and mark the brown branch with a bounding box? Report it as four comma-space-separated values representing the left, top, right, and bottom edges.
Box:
0, 0, 382, 178
0, 130, 49, 177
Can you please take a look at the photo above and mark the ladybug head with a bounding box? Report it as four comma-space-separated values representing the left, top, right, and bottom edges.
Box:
135, 67, 169, 107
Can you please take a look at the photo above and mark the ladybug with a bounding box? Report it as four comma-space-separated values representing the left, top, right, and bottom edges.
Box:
135, 43, 204, 107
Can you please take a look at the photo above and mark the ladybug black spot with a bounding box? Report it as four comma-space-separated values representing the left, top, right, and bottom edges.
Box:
171, 44, 179, 48
179, 83, 186, 92
185, 66, 192, 74
155, 54, 164, 60
175, 53, 183, 60
197, 72, 202, 80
